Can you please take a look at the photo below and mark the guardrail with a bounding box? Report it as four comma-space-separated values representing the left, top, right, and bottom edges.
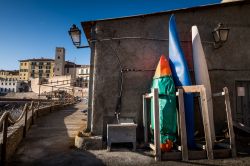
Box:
0, 97, 75, 166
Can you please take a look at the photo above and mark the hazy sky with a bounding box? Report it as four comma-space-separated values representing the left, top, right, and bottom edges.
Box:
0, 0, 220, 70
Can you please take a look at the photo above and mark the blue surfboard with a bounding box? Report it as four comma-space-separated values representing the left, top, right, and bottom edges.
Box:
168, 15, 195, 148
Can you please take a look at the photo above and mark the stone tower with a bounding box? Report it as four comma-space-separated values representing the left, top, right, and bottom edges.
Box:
54, 47, 65, 76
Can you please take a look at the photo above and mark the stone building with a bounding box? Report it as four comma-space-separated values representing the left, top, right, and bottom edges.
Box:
54, 47, 80, 79
64, 61, 80, 79
76, 65, 90, 88
0, 78, 24, 94
54, 47, 65, 76
0, 70, 19, 80
82, 1, 250, 141
19, 58, 54, 81
19, 47, 80, 81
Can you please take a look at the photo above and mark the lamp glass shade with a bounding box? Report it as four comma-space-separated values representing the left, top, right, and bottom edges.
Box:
219, 28, 229, 42
69, 24, 81, 47
212, 30, 220, 43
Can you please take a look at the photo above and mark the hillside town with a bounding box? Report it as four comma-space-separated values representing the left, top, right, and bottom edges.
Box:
0, 47, 90, 99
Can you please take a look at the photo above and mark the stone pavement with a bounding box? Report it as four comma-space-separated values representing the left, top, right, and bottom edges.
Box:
8, 102, 104, 166
7, 101, 250, 166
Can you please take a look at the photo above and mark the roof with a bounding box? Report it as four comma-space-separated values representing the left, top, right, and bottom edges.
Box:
82, 0, 247, 41
19, 58, 54, 62
65, 61, 75, 65
0, 70, 19, 73
65, 64, 81, 68
77, 65, 90, 68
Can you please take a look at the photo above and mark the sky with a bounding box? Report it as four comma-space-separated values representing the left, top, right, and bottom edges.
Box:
0, 0, 220, 70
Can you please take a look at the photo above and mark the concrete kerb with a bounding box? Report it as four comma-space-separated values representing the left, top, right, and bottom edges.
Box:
75, 134, 103, 150
0, 102, 75, 162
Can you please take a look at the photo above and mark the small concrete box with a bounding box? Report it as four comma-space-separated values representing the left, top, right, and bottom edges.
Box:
107, 123, 137, 151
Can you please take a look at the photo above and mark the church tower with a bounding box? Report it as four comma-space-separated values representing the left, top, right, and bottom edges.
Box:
54, 47, 65, 76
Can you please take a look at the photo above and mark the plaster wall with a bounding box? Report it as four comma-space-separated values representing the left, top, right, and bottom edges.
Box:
88, 2, 250, 139
31, 75, 72, 94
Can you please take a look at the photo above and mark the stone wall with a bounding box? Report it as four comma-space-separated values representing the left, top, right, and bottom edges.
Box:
84, 2, 250, 139
31, 75, 72, 94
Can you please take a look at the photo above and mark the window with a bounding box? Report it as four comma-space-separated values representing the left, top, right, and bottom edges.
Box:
8, 88, 10, 92
1, 82, 3, 85
39, 62, 43, 65
5, 83, 7, 85
67, 68, 69, 73
20, 63, 23, 66
9, 83, 11, 85
46, 74, 50, 78
57, 68, 59, 71
39, 66, 43, 69
13, 88, 15, 92
13, 83, 15, 85
4, 88, 7, 92
0, 88, 2, 92
24, 74, 26, 76
57, 56, 60, 59
24, 63, 27, 66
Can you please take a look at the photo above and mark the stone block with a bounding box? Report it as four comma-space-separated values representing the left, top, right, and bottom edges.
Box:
81, 135, 103, 150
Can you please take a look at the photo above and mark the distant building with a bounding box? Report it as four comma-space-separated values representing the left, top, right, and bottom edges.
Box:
30, 75, 73, 94
0, 78, 26, 94
54, 47, 79, 79
65, 61, 82, 79
0, 70, 19, 80
76, 65, 90, 88
54, 47, 65, 76
19, 58, 54, 81
19, 47, 86, 83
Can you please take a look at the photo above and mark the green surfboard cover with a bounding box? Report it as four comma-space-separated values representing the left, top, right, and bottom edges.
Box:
150, 76, 177, 143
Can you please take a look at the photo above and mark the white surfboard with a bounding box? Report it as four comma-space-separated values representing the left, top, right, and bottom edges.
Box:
192, 25, 215, 143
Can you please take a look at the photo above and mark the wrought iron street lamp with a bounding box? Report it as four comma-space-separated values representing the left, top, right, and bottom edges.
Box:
68, 24, 89, 48
212, 23, 229, 48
